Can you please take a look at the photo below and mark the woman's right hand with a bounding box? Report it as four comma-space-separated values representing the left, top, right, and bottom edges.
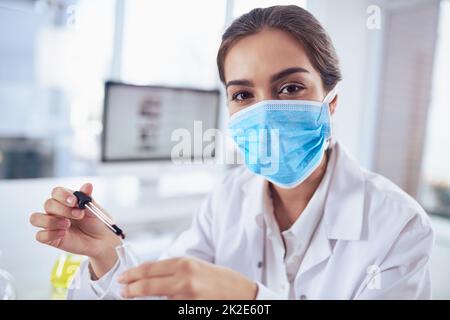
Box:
29, 183, 122, 278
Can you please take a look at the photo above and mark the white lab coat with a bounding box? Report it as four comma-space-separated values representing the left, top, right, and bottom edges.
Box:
69, 141, 434, 300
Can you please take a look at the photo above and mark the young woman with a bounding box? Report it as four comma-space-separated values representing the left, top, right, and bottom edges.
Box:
30, 5, 433, 299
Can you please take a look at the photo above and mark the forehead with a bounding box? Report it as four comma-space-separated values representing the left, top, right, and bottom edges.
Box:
223, 28, 314, 82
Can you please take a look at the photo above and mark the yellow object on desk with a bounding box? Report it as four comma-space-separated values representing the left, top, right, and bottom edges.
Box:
50, 254, 83, 300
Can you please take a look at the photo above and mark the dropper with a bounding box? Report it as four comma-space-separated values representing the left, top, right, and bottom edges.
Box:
73, 191, 125, 239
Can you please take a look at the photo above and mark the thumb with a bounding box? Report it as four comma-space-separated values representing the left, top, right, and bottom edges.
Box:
79, 182, 93, 196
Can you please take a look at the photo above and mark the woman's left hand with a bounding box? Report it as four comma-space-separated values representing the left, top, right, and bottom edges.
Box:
117, 257, 258, 300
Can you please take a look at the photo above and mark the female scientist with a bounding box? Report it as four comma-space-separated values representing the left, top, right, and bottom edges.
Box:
29, 5, 433, 299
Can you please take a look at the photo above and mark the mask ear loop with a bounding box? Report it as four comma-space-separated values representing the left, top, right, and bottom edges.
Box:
321, 83, 339, 149
322, 83, 339, 105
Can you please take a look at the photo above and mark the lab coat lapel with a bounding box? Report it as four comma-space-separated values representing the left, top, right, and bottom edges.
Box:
297, 141, 365, 277
297, 217, 332, 277
324, 141, 365, 241
241, 173, 266, 282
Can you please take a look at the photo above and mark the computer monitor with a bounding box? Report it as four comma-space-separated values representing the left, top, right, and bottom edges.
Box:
101, 81, 220, 162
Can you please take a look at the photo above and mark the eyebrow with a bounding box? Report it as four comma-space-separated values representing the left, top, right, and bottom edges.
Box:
225, 67, 310, 89
225, 79, 254, 89
270, 67, 309, 83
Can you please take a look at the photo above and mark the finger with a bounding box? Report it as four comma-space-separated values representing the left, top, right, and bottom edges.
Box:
51, 186, 77, 208
118, 259, 179, 284
79, 182, 93, 196
121, 276, 178, 299
29, 213, 71, 229
35, 229, 67, 243
44, 198, 84, 219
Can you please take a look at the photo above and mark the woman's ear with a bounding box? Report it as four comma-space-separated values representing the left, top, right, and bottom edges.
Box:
329, 94, 338, 115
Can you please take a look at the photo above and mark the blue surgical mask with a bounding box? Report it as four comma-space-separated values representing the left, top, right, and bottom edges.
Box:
228, 87, 337, 189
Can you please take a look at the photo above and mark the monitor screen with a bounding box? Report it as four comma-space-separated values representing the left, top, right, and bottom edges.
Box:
102, 82, 220, 162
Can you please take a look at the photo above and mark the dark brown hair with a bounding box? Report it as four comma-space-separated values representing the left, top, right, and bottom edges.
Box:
217, 5, 342, 92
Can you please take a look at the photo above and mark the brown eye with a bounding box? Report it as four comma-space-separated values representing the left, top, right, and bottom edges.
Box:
279, 84, 304, 95
232, 91, 253, 101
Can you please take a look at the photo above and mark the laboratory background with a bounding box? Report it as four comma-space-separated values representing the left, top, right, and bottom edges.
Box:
0, 0, 449, 299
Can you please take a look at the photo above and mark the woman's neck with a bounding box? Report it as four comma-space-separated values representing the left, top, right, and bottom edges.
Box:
270, 152, 329, 231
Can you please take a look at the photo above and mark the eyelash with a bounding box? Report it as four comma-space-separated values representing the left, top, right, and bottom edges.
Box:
278, 83, 305, 95
230, 83, 305, 102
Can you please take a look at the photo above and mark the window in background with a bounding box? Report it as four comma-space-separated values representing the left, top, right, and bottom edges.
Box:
120, 0, 226, 89
420, 1, 450, 218
0, 0, 115, 178
36, 0, 115, 169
